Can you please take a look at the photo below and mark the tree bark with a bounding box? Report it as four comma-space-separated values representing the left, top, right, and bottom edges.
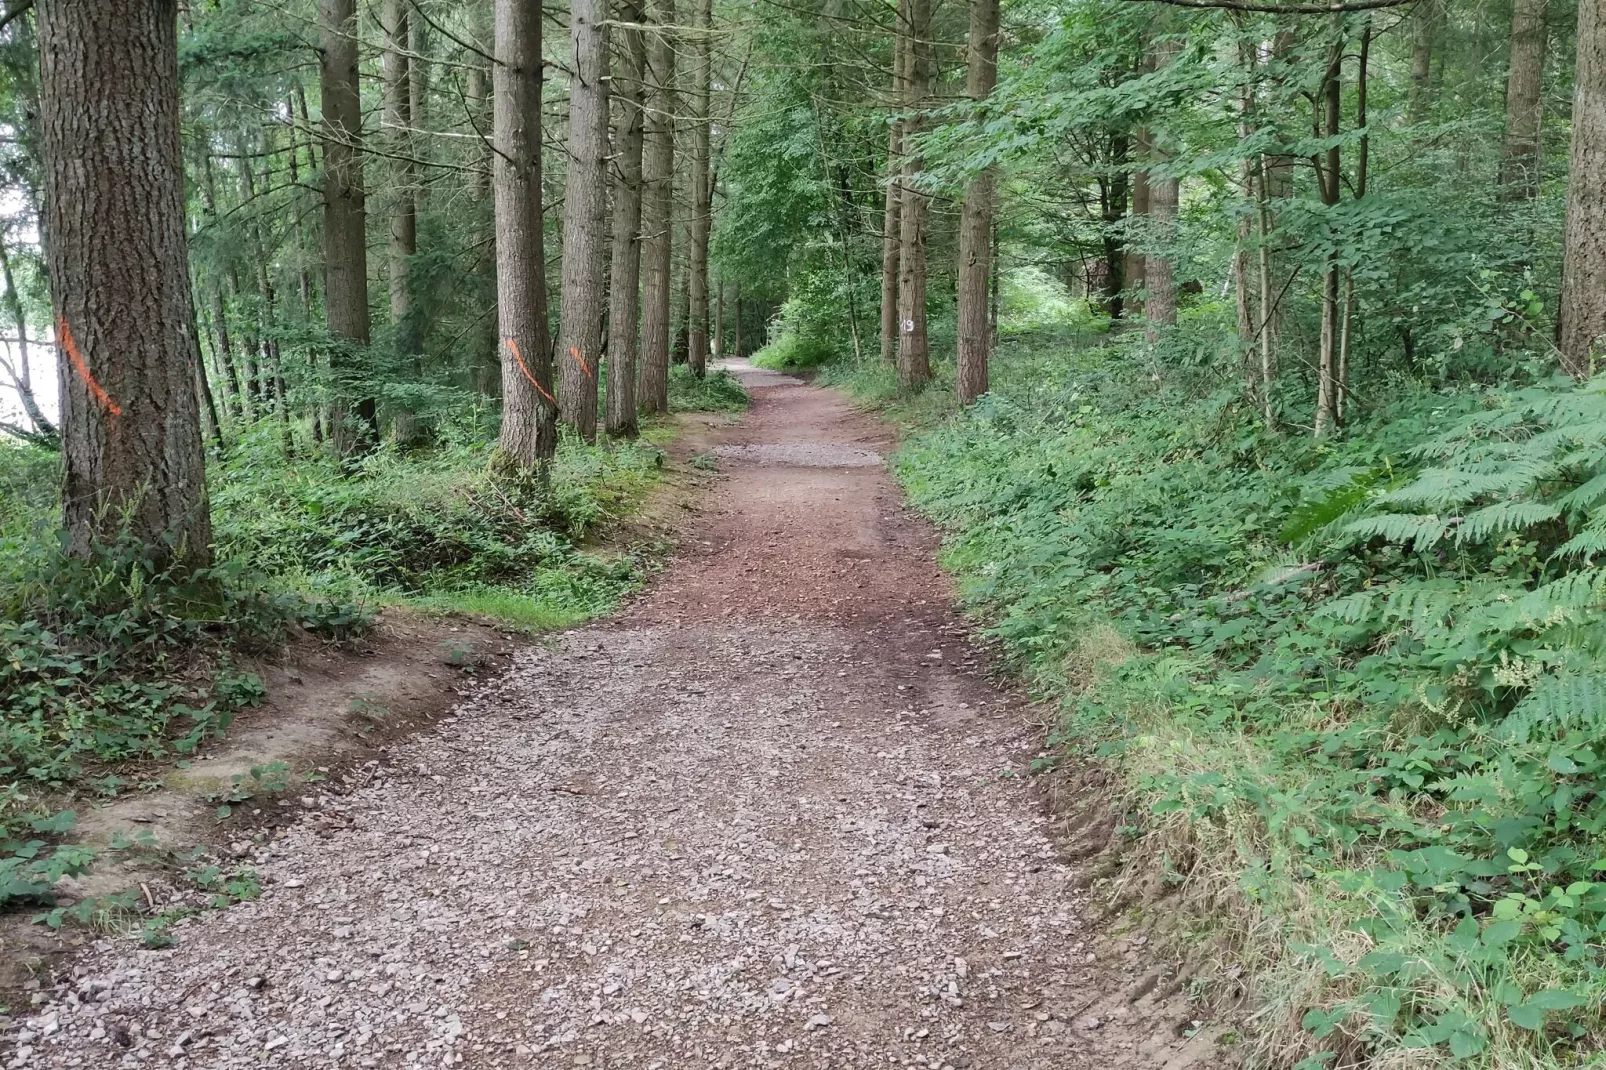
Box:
37, 0, 211, 567
639, 0, 676, 413
733, 278, 742, 357
319, 0, 377, 455
383, 0, 418, 360
1499, 0, 1548, 202
493, 0, 557, 471
956, 0, 999, 405
1560, 0, 1606, 378
557, 0, 612, 439
896, 0, 932, 390
606, 0, 647, 438
1314, 33, 1343, 433
879, 18, 910, 364
686, 0, 713, 377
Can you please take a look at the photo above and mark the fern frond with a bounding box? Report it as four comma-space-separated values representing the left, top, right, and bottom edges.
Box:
1343, 513, 1451, 551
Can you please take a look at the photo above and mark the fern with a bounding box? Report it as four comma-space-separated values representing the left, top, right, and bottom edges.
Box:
1343, 513, 1451, 551
1454, 500, 1562, 544
1496, 671, 1606, 743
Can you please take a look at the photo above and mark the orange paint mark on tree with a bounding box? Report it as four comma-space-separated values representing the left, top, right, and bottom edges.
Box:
505, 337, 555, 405
569, 345, 593, 380
58, 315, 122, 417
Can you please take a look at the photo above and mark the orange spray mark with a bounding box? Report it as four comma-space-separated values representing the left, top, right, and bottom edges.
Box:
58, 316, 121, 417
504, 337, 555, 405
569, 345, 593, 381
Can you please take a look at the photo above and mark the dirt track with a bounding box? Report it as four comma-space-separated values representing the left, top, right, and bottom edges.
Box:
9, 363, 1213, 1070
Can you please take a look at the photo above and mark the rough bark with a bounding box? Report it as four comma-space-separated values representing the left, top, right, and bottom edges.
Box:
556, 0, 611, 439
955, 0, 999, 405
37, 0, 212, 566
896, 0, 932, 391
879, 19, 910, 365
1499, 0, 1548, 202
686, 0, 712, 377
639, 0, 676, 413
319, 0, 377, 455
1560, 0, 1606, 377
492, 0, 557, 470
606, 0, 647, 438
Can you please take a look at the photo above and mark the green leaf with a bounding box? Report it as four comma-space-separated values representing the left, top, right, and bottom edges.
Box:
1481, 919, 1523, 946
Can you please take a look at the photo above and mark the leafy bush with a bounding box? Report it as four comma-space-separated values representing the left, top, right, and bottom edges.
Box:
668, 365, 749, 412
853, 327, 1606, 1067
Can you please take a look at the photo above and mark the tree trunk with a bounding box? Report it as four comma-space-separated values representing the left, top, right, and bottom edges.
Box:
557, 0, 611, 439
0, 233, 55, 441
1101, 134, 1129, 320
686, 0, 712, 377
319, 0, 377, 455
713, 277, 724, 359
1142, 41, 1181, 340
493, 0, 557, 471
639, 0, 676, 413
383, 0, 418, 366
956, 0, 999, 405
733, 278, 742, 357
896, 0, 932, 391
1499, 0, 1548, 202
1560, 0, 1606, 378
606, 0, 647, 438
37, 0, 211, 567
1408, 0, 1436, 124
1314, 33, 1343, 433
879, 18, 910, 364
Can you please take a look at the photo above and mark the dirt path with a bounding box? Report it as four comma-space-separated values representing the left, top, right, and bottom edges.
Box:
10, 365, 1209, 1070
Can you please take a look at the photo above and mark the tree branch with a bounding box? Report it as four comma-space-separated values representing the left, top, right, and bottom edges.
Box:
0, 0, 33, 33
1126, 0, 1414, 13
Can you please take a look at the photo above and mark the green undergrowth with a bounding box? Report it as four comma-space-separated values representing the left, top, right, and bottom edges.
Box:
832, 329, 1606, 1069
0, 371, 744, 914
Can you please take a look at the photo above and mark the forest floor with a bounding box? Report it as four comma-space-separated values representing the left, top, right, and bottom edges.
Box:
4, 363, 1226, 1070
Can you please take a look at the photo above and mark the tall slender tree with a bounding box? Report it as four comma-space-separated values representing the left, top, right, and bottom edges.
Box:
493, 0, 557, 470
1143, 37, 1180, 340
879, 17, 910, 365
319, 0, 377, 455
1560, 0, 1606, 377
896, 0, 932, 390
1499, 0, 1548, 202
639, 0, 677, 413
606, 0, 647, 437
36, 0, 211, 566
687, 0, 713, 377
955, 0, 1000, 405
557, 0, 612, 439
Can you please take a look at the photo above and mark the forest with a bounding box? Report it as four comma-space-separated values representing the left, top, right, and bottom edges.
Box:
4, 0, 1606, 1065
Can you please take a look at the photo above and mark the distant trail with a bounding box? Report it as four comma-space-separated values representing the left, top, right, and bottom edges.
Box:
19, 362, 1199, 1069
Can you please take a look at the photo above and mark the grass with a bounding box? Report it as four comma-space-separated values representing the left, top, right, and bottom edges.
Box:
823, 318, 1606, 1069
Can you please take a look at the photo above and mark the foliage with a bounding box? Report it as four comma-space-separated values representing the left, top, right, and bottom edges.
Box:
837, 319, 1606, 1068
667, 365, 750, 412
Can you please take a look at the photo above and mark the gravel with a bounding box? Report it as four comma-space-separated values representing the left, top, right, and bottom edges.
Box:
6, 363, 1135, 1070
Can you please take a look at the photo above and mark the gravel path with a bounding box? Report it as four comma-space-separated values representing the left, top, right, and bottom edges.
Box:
8, 365, 1161, 1070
